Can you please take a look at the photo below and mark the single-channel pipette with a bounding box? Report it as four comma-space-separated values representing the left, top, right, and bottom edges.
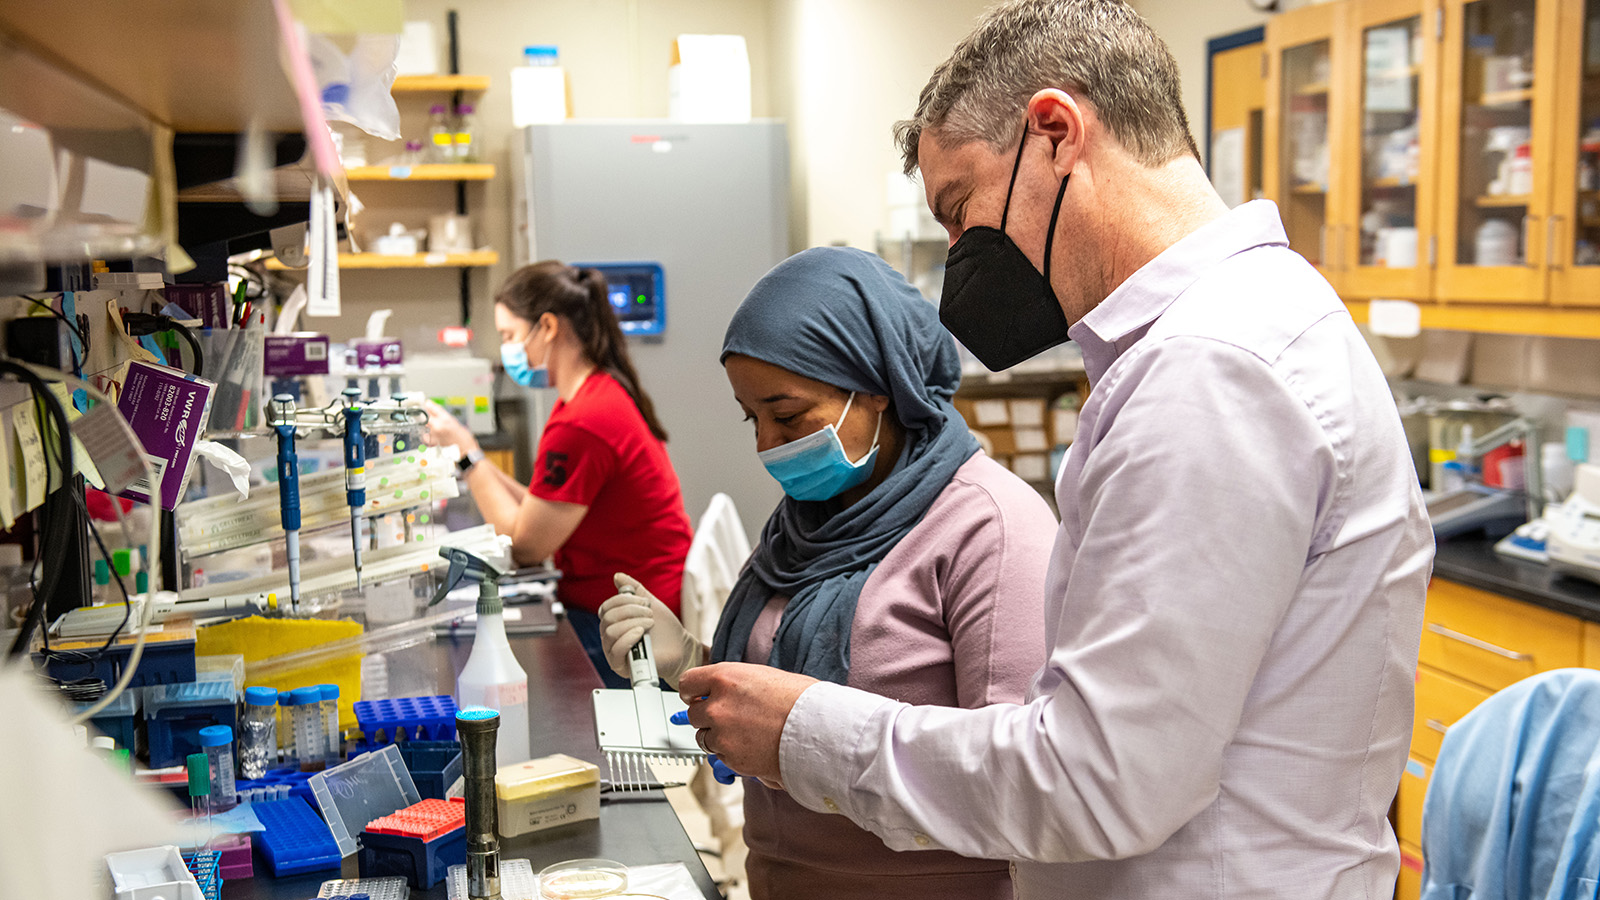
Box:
341, 387, 367, 588
272, 394, 302, 613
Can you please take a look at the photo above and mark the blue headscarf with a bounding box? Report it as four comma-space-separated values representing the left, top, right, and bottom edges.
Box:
712, 247, 979, 684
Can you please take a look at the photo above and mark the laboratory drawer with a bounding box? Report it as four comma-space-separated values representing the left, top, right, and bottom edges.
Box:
1395, 756, 1430, 848
1397, 842, 1423, 900
1420, 580, 1582, 691
1411, 665, 1493, 763
1584, 622, 1600, 668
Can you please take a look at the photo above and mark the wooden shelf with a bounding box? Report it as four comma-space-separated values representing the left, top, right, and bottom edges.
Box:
344, 164, 495, 182
1296, 82, 1331, 96
1345, 299, 1600, 340
392, 75, 491, 93
0, 0, 303, 133
1292, 183, 1329, 195
1370, 176, 1416, 189
1476, 88, 1534, 107
266, 251, 499, 271
1475, 194, 1532, 208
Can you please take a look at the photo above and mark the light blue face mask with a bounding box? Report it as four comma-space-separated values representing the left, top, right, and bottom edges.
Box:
758, 392, 883, 502
501, 329, 550, 389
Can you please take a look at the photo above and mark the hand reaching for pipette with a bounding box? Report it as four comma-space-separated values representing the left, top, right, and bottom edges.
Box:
598, 573, 704, 687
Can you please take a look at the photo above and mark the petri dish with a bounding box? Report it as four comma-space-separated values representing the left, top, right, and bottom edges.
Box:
538, 858, 629, 899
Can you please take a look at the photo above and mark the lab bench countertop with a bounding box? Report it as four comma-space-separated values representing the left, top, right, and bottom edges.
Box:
1433, 535, 1600, 622
221, 617, 721, 900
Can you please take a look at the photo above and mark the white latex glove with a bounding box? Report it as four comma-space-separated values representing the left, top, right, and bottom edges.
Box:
598, 572, 703, 687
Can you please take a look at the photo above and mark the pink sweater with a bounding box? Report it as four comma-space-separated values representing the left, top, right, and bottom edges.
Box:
741, 452, 1056, 900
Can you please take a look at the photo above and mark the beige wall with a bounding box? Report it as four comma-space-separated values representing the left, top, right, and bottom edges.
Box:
1128, 0, 1272, 160
770, 0, 993, 250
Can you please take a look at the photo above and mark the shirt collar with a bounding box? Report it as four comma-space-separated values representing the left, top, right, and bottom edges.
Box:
1068, 200, 1289, 384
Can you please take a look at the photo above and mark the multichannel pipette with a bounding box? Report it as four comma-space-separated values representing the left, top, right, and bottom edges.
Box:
341, 387, 367, 588
271, 394, 302, 613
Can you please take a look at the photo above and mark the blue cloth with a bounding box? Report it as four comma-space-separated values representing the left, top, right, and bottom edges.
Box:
565, 605, 631, 689
1422, 668, 1600, 900
712, 246, 979, 684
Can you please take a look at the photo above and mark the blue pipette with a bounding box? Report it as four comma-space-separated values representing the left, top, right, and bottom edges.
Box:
271, 394, 302, 613
341, 387, 367, 588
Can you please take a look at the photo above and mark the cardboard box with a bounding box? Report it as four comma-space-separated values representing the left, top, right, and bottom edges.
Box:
1012, 453, 1050, 483
1014, 427, 1049, 453
972, 399, 1010, 427
1009, 398, 1046, 428
1052, 407, 1079, 445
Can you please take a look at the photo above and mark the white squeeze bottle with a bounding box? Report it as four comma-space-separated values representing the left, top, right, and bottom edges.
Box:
455, 562, 530, 768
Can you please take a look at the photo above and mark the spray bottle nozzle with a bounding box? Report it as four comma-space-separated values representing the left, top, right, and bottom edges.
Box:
427, 546, 504, 607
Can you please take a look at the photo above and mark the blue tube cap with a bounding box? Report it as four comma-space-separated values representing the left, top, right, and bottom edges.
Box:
290, 686, 323, 706
198, 725, 233, 747
456, 707, 499, 722
318, 683, 339, 701
245, 686, 279, 707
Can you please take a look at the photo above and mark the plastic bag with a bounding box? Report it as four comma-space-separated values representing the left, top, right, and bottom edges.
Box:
307, 33, 402, 141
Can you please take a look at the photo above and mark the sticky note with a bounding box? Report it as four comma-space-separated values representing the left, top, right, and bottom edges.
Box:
12, 402, 46, 513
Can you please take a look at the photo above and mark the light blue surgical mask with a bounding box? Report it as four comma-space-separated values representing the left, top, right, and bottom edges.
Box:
501, 328, 550, 389
758, 392, 883, 502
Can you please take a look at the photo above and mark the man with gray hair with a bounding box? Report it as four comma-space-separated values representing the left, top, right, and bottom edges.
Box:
681, 1, 1433, 896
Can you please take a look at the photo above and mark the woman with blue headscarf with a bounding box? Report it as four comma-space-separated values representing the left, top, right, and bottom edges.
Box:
599, 247, 1056, 899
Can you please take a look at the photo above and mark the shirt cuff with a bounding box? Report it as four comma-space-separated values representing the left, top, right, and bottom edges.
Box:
779, 681, 897, 819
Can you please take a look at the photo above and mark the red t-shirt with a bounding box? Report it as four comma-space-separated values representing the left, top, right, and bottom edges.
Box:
530, 371, 692, 616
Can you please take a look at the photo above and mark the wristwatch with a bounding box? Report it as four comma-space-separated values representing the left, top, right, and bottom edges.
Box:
457, 448, 486, 474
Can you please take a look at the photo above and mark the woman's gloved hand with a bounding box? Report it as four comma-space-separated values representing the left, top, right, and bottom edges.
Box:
598, 572, 703, 686
423, 400, 478, 456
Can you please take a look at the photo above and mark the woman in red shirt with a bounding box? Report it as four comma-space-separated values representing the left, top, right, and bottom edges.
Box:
427, 261, 693, 687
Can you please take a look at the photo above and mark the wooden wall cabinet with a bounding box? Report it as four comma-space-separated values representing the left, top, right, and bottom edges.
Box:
1265, 0, 1600, 315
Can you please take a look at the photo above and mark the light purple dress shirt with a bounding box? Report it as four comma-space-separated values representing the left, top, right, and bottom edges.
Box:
777, 200, 1434, 899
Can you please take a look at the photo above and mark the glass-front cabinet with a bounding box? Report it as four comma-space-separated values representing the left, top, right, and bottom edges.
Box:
1550, 0, 1600, 303
1434, 0, 1559, 301
1265, 2, 1348, 286
1341, 0, 1442, 299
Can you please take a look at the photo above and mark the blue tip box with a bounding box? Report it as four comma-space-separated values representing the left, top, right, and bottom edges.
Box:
396, 741, 462, 801
353, 696, 457, 751
253, 797, 343, 876
144, 679, 238, 769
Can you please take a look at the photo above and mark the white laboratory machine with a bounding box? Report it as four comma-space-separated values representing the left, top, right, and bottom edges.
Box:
1544, 463, 1600, 586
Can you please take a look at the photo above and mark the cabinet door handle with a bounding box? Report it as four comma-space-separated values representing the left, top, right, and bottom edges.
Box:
1319, 223, 1329, 268
1548, 215, 1563, 269
1426, 622, 1533, 660
1524, 215, 1540, 268
1425, 718, 1451, 734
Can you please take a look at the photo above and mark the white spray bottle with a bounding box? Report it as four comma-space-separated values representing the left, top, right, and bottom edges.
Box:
429, 548, 529, 767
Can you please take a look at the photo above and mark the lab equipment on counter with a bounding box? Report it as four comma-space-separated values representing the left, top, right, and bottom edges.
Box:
309, 743, 422, 860
591, 584, 704, 791
290, 685, 329, 772
253, 796, 343, 876
537, 859, 628, 900
359, 798, 468, 889
429, 547, 529, 767
343, 388, 368, 588
319, 876, 411, 899
272, 394, 304, 612
1545, 464, 1600, 587
145, 675, 237, 769
354, 695, 460, 751
494, 754, 600, 838
447, 859, 536, 900
320, 683, 343, 767
1426, 416, 1543, 540
106, 845, 205, 900
198, 725, 237, 810
455, 707, 503, 900
240, 687, 278, 779
186, 753, 213, 844
182, 849, 222, 900
399, 740, 464, 801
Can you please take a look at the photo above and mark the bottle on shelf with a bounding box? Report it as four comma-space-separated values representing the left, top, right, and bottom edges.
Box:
454, 104, 478, 162
427, 104, 452, 164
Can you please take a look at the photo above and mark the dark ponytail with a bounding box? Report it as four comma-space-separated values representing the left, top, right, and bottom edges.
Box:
495, 261, 670, 442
